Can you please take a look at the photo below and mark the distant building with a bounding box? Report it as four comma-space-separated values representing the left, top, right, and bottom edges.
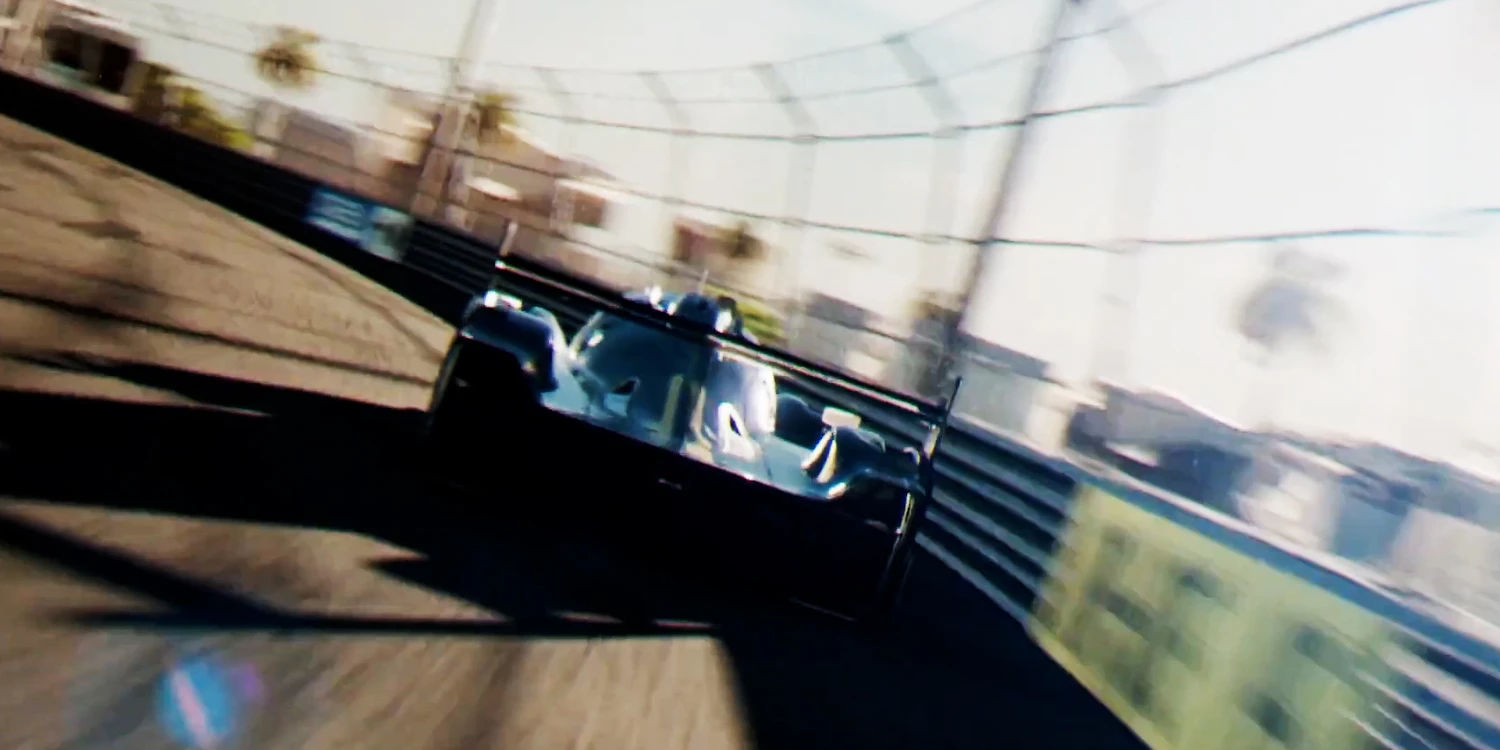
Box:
875, 301, 1074, 444
369, 88, 634, 281
373, 89, 588, 195
1065, 382, 1259, 511
0, 0, 29, 64
1084, 382, 1248, 454
669, 216, 778, 297
7, 0, 140, 105
238, 87, 639, 286
0, 0, 53, 69
365, 88, 432, 207
785, 294, 909, 386
780, 293, 1077, 440
552, 177, 668, 285
246, 99, 365, 192
1061, 384, 1446, 565
943, 336, 1078, 448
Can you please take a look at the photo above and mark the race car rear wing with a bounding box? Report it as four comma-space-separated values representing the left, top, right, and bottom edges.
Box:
491, 254, 960, 430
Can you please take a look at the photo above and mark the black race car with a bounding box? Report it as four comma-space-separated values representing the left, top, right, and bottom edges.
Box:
423, 260, 958, 624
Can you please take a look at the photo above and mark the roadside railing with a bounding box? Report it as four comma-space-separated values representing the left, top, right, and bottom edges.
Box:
4, 67, 1498, 750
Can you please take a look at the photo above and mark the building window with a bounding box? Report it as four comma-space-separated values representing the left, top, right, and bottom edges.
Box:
568, 191, 609, 229
43, 25, 135, 94
44, 26, 83, 69
518, 192, 554, 218
672, 224, 705, 265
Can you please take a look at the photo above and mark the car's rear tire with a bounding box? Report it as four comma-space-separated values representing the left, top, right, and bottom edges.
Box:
423, 340, 477, 455
421, 339, 534, 485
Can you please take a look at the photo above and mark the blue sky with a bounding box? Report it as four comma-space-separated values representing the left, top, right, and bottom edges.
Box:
84, 0, 1500, 463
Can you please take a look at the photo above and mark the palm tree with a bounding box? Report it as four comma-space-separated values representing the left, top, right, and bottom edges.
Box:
444, 88, 519, 225
909, 289, 962, 398
250, 26, 320, 157
468, 88, 518, 147
1234, 243, 1350, 431
720, 220, 765, 262
166, 84, 253, 150
253, 26, 320, 90
1, 0, 52, 70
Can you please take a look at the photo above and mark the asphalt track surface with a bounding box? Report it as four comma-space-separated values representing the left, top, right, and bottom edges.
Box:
0, 115, 1144, 750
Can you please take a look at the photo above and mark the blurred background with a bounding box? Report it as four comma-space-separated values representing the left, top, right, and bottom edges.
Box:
4, 0, 1500, 635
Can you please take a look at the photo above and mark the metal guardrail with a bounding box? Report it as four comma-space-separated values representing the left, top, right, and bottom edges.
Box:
467, 279, 1500, 750
5, 68, 1499, 750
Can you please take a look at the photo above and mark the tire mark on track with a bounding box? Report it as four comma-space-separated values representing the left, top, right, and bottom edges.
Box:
0, 247, 406, 352
266, 245, 449, 366
0, 121, 443, 381
2, 137, 162, 367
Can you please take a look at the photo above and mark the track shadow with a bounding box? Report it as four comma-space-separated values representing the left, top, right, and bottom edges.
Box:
0, 355, 1143, 750
0, 511, 709, 640
0, 356, 729, 636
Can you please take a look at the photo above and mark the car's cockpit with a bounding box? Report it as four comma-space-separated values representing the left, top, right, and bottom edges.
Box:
567, 289, 778, 445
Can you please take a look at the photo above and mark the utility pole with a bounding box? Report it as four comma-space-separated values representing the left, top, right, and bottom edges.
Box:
932, 0, 1080, 389
452, 0, 508, 91
411, 0, 508, 217
1083, 0, 1166, 390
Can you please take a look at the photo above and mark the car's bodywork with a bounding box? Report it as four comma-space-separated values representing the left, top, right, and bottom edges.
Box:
424, 261, 958, 623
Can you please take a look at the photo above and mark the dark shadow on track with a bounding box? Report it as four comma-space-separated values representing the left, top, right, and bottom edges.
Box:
0, 354, 1144, 750
0, 510, 710, 640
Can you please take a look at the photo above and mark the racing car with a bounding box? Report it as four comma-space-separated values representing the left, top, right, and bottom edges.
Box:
422, 260, 958, 624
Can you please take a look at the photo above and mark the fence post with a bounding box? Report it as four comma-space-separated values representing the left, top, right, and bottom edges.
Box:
410, 0, 508, 219
340, 40, 379, 196
1084, 0, 1167, 392
754, 62, 816, 343
884, 31, 965, 397
533, 67, 584, 271
936, 0, 1081, 389
409, 58, 462, 218
639, 69, 690, 287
